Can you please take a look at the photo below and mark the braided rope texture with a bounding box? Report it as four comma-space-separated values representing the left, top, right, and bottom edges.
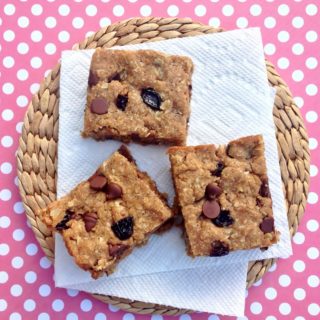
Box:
16, 17, 310, 315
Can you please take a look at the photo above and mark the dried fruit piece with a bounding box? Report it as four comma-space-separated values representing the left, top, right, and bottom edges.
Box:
211, 161, 224, 177
202, 200, 220, 219
259, 178, 271, 197
116, 94, 128, 111
55, 210, 73, 231
83, 212, 98, 232
141, 88, 162, 110
111, 216, 134, 240
260, 217, 274, 233
108, 243, 129, 257
104, 182, 122, 200
210, 240, 229, 257
212, 210, 234, 227
205, 183, 222, 200
90, 98, 108, 115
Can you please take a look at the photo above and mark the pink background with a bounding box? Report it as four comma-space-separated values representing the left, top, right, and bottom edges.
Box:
0, 1, 319, 319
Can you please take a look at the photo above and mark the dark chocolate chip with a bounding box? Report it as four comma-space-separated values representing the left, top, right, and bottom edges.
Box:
109, 244, 129, 257
118, 145, 135, 163
205, 183, 222, 200
141, 88, 162, 110
83, 212, 98, 232
211, 161, 224, 177
88, 70, 99, 87
104, 182, 122, 200
259, 179, 271, 197
259, 217, 275, 233
210, 240, 230, 257
212, 210, 234, 227
89, 174, 107, 190
108, 73, 121, 82
202, 200, 220, 219
90, 98, 108, 115
116, 94, 128, 111
111, 216, 133, 240
55, 210, 73, 231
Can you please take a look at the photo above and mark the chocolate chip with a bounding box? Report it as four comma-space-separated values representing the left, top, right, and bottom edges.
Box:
141, 88, 162, 110
83, 212, 98, 232
259, 179, 271, 197
210, 240, 230, 257
211, 161, 224, 177
89, 174, 107, 190
108, 73, 121, 82
88, 70, 99, 87
212, 210, 234, 227
118, 145, 135, 163
111, 216, 133, 240
205, 183, 222, 200
116, 94, 128, 111
108, 244, 129, 257
256, 198, 264, 207
104, 182, 122, 200
202, 200, 220, 219
55, 210, 73, 231
259, 217, 275, 233
90, 98, 108, 115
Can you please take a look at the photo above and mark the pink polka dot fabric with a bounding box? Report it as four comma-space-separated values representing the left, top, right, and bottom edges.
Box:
0, 1, 319, 319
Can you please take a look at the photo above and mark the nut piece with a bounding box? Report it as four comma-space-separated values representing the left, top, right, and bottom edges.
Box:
83, 212, 98, 232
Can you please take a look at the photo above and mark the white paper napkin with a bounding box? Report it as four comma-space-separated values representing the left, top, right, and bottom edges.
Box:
55, 28, 291, 315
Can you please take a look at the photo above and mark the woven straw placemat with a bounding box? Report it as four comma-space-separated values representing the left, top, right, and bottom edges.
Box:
17, 17, 310, 315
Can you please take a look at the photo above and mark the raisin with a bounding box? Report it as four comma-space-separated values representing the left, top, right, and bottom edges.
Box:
210, 240, 229, 257
116, 94, 128, 111
141, 88, 162, 110
212, 210, 234, 227
211, 161, 224, 177
111, 216, 133, 240
55, 210, 73, 231
259, 179, 271, 197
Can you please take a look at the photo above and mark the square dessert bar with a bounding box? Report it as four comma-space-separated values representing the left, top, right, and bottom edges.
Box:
83, 48, 193, 145
40, 146, 173, 278
168, 135, 279, 257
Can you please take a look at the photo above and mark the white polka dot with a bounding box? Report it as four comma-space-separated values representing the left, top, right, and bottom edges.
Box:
45, 17, 56, 29
12, 257, 23, 268
0, 216, 11, 228
265, 287, 277, 300
306, 57, 318, 69
294, 316, 305, 320
306, 111, 318, 123
26, 243, 38, 256
3, 82, 14, 95
253, 278, 263, 287
308, 192, 318, 204
292, 16, 304, 28
279, 274, 291, 287
113, 5, 124, 17
14, 202, 24, 214
30, 56, 42, 69
16, 121, 23, 134
209, 17, 220, 28
309, 137, 318, 150
25, 271, 37, 283
308, 275, 319, 288
1, 109, 14, 121
86, 4, 97, 16
17, 69, 29, 81
10, 313, 22, 320
80, 299, 93, 312
24, 299, 36, 312
59, 4, 70, 16
67, 288, 79, 297
195, 5, 207, 17
52, 299, 64, 312
72, 17, 84, 29
306, 30, 318, 42
250, 302, 262, 315
293, 260, 305, 272
123, 314, 135, 320
306, 84, 318, 96
17, 42, 29, 54
310, 165, 318, 178
264, 43, 276, 55
307, 247, 319, 260
3, 30, 15, 42
0, 271, 8, 284
307, 219, 319, 233
292, 70, 304, 82
306, 4, 318, 16
31, 30, 42, 42
222, 4, 234, 16
31, 4, 43, 16
138, 5, 151, 17
4, 4, 16, 15
39, 284, 51, 297
292, 43, 304, 55
45, 43, 56, 55
279, 303, 291, 315
57, 30, 70, 43
0, 188, 12, 200
99, 17, 111, 27
308, 303, 320, 316
3, 56, 15, 68
265, 317, 277, 320
294, 96, 303, 108
236, 17, 248, 28
18, 16, 29, 28
10, 284, 23, 297
264, 17, 276, 28
38, 257, 51, 270
278, 4, 290, 15
38, 313, 50, 320
67, 313, 79, 320
277, 57, 290, 69
293, 231, 305, 244
294, 288, 306, 300
13, 229, 25, 241
167, 5, 179, 17
0, 299, 7, 312
269, 262, 277, 272
108, 304, 119, 312
250, 4, 262, 16
95, 313, 106, 320
1, 162, 13, 174
278, 30, 290, 42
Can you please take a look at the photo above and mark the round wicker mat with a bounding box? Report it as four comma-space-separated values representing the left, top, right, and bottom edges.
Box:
17, 17, 310, 315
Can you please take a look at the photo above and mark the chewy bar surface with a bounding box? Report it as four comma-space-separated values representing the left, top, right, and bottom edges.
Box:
168, 135, 279, 257
40, 146, 173, 278
83, 49, 193, 145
